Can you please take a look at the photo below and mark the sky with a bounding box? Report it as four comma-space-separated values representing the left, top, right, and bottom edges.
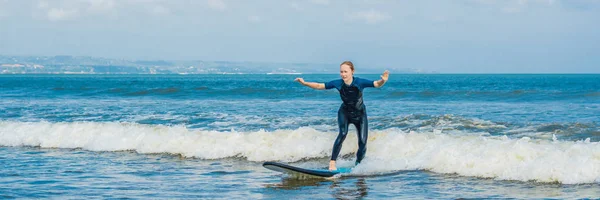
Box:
0, 0, 599, 73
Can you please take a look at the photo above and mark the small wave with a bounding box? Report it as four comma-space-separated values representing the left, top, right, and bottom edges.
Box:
385, 91, 406, 97
372, 114, 508, 135
194, 86, 209, 91
511, 90, 537, 95
1, 121, 599, 184
224, 87, 291, 95
126, 88, 181, 96
585, 92, 600, 97
51, 87, 94, 92
536, 124, 566, 132
201, 171, 252, 176
108, 88, 125, 93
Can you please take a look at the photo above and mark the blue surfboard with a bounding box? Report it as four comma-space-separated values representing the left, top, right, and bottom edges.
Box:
263, 162, 352, 178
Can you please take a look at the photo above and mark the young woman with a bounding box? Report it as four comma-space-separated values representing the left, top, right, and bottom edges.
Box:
295, 61, 389, 170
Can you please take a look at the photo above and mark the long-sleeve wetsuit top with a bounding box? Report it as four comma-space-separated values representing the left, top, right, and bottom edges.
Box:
325, 77, 375, 114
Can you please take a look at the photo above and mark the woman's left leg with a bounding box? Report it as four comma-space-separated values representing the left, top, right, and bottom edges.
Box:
354, 110, 368, 164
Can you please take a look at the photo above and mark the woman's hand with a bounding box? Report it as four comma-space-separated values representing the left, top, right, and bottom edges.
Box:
294, 78, 305, 85
381, 70, 389, 82
374, 70, 389, 88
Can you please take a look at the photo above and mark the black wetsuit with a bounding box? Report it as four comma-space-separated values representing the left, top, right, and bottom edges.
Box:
325, 77, 375, 164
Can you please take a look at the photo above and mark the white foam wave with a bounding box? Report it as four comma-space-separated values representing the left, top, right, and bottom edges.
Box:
1, 121, 599, 184
0, 121, 352, 162
355, 129, 600, 184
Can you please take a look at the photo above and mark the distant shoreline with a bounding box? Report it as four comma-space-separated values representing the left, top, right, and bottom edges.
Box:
1, 73, 599, 75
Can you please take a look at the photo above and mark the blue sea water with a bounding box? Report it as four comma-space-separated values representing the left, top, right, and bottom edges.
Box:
0, 74, 599, 199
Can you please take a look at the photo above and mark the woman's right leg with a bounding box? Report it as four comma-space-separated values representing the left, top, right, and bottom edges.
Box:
331, 107, 349, 161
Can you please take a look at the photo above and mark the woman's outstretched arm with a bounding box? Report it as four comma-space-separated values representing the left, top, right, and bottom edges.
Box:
295, 78, 326, 90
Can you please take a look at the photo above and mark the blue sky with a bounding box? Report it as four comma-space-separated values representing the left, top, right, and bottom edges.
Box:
0, 0, 598, 73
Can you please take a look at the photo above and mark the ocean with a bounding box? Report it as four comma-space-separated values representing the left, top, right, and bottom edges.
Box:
0, 74, 599, 199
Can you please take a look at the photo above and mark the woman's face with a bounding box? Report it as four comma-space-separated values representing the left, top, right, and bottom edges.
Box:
340, 64, 353, 81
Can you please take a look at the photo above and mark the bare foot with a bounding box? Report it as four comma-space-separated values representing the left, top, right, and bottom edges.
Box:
329, 160, 337, 171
